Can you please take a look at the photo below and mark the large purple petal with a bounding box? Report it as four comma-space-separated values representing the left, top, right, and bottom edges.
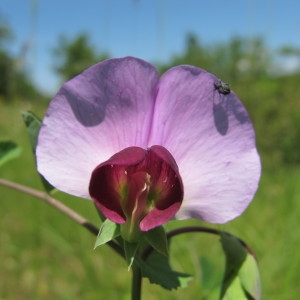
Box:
36, 57, 159, 198
148, 65, 261, 223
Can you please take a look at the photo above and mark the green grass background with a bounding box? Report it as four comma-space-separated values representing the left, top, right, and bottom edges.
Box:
1, 101, 299, 299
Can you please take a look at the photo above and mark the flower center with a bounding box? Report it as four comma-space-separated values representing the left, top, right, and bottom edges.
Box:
89, 145, 183, 236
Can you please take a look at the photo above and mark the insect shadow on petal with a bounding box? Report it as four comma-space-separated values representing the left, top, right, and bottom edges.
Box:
213, 101, 229, 136
212, 80, 230, 135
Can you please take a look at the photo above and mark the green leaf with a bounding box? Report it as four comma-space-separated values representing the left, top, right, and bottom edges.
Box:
136, 250, 192, 290
22, 111, 56, 193
22, 111, 41, 150
220, 233, 261, 300
221, 233, 247, 292
222, 276, 249, 300
239, 252, 261, 299
124, 240, 139, 271
94, 219, 120, 249
0, 141, 22, 167
143, 226, 168, 257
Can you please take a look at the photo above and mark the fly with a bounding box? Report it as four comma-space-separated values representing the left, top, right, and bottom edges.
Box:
214, 80, 230, 95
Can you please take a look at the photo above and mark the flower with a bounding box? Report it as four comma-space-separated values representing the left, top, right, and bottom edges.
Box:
89, 145, 183, 241
36, 56, 261, 235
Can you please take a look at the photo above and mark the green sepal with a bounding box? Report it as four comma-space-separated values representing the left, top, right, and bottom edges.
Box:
221, 276, 249, 300
220, 233, 261, 299
239, 252, 261, 299
0, 141, 22, 167
220, 233, 247, 295
143, 226, 168, 257
136, 250, 192, 290
94, 219, 120, 249
22, 111, 41, 150
124, 240, 139, 271
22, 111, 56, 193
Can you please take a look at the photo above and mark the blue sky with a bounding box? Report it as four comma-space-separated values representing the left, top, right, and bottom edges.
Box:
1, 0, 300, 94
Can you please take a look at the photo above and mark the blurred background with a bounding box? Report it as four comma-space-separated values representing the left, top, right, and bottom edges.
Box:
0, 0, 299, 299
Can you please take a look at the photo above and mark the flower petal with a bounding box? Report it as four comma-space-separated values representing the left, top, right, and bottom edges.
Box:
89, 147, 147, 224
89, 146, 183, 231
148, 65, 261, 223
36, 57, 159, 198
140, 145, 183, 231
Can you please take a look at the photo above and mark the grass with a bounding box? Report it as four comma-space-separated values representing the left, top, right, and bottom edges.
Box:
1, 100, 299, 299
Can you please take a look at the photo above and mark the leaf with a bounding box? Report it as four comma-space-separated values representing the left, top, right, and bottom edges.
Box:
22, 111, 56, 193
143, 226, 168, 257
124, 240, 139, 271
22, 111, 41, 150
222, 276, 249, 300
220, 233, 247, 295
0, 141, 22, 167
136, 250, 192, 290
94, 219, 120, 249
220, 233, 261, 300
239, 252, 261, 299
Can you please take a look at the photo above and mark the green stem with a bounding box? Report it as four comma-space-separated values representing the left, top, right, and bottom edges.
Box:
167, 226, 255, 257
131, 264, 142, 300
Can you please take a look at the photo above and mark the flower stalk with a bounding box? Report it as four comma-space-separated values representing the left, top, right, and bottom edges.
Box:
0, 178, 124, 258
131, 264, 142, 300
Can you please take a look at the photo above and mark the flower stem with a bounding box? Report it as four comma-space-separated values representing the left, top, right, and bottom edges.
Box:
142, 225, 255, 261
0, 178, 124, 258
131, 264, 142, 300
167, 226, 255, 257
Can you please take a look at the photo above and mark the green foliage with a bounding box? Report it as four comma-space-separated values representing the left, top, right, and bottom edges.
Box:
124, 240, 139, 270
0, 140, 22, 167
0, 17, 13, 47
136, 250, 192, 290
239, 254, 261, 299
53, 33, 109, 81
95, 219, 188, 287
220, 234, 247, 297
279, 45, 300, 56
236, 73, 300, 167
22, 111, 42, 151
220, 233, 260, 299
0, 14, 43, 102
143, 226, 169, 257
22, 111, 56, 193
94, 219, 120, 249
0, 50, 14, 100
159, 34, 270, 82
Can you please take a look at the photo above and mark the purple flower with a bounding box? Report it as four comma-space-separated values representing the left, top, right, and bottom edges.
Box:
36, 57, 260, 236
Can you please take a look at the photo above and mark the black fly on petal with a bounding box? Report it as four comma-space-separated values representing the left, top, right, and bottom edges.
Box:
214, 80, 231, 95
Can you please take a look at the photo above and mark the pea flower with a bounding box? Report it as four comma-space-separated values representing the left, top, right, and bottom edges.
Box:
36, 57, 260, 240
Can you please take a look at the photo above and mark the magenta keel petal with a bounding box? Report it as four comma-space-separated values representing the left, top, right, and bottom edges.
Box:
89, 146, 183, 231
